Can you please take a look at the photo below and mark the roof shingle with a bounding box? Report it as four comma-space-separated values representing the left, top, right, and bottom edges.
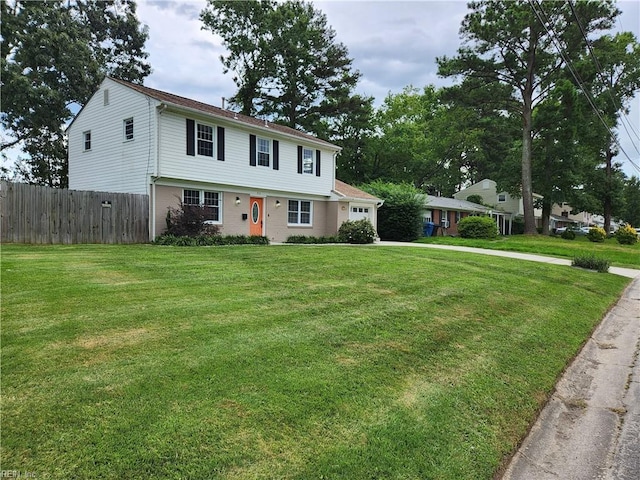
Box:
108, 77, 340, 149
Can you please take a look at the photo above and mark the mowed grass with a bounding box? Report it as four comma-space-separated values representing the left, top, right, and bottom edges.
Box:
416, 234, 640, 269
1, 244, 631, 479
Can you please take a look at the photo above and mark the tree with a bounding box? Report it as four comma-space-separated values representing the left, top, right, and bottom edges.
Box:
200, 0, 362, 138
571, 30, 640, 233
360, 181, 424, 242
621, 176, 640, 227
1, 0, 150, 187
437, 0, 620, 234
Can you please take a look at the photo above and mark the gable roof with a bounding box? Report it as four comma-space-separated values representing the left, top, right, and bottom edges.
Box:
107, 77, 340, 150
333, 180, 381, 202
425, 195, 489, 213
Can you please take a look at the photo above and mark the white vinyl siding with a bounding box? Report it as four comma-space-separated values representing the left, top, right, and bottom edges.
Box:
68, 78, 157, 195
158, 111, 334, 197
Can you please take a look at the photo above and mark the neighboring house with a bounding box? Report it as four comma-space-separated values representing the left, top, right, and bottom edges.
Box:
453, 179, 542, 235
423, 195, 489, 236
68, 77, 381, 242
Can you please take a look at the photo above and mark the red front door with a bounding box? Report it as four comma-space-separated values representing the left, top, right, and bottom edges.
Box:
249, 197, 263, 236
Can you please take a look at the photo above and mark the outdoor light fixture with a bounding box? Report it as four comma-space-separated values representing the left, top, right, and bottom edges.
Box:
275, 200, 281, 208
235, 197, 241, 205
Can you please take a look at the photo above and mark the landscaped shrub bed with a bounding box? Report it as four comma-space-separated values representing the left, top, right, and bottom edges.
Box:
572, 254, 610, 273
285, 235, 343, 244
154, 234, 269, 246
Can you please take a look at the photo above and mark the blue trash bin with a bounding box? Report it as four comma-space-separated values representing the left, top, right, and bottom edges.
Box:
423, 221, 435, 237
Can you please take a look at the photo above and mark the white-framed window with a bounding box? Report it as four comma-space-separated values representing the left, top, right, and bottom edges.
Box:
183, 189, 200, 205
455, 211, 462, 223
182, 189, 222, 223
351, 207, 369, 214
197, 123, 214, 157
123, 118, 134, 141
498, 193, 506, 202
423, 211, 432, 223
83, 131, 91, 151
103, 89, 109, 106
288, 200, 312, 225
258, 137, 270, 166
302, 147, 314, 174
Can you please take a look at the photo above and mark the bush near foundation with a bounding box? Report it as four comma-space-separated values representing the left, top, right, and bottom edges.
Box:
457, 216, 498, 239
338, 219, 377, 244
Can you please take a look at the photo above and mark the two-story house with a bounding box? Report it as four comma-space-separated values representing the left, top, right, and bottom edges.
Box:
68, 77, 380, 242
453, 179, 542, 235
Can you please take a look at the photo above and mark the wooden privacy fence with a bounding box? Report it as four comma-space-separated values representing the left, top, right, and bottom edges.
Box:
1, 181, 149, 244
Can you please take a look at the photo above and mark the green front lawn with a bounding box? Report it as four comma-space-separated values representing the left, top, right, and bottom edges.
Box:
1, 244, 631, 479
416, 234, 640, 269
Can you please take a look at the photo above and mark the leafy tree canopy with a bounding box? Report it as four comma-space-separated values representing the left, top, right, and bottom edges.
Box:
200, 0, 365, 138
1, 0, 151, 187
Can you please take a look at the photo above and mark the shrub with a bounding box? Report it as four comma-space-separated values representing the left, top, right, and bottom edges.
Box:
338, 219, 377, 244
561, 229, 576, 240
153, 234, 269, 246
457, 216, 498, 239
586, 226, 607, 243
360, 181, 423, 242
285, 235, 343, 244
165, 202, 221, 237
511, 216, 525, 235
466, 194, 485, 206
572, 255, 610, 273
615, 224, 638, 245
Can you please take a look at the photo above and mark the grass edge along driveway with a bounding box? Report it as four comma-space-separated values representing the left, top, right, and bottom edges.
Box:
1, 244, 631, 479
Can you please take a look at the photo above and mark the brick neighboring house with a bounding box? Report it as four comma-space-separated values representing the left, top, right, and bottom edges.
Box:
67, 77, 380, 242
423, 195, 489, 236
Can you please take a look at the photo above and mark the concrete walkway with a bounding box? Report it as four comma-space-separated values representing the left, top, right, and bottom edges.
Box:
375, 241, 640, 279
373, 241, 640, 479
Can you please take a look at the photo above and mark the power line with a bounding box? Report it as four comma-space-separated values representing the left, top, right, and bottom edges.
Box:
568, 1, 640, 150
529, 0, 640, 173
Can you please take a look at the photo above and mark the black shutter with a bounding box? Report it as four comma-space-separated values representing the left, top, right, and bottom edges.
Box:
297, 146, 303, 174
217, 126, 225, 161
273, 140, 279, 170
315, 150, 321, 176
249, 134, 257, 166
186, 119, 195, 156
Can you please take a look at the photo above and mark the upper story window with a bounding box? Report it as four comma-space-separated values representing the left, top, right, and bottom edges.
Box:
288, 200, 312, 226
103, 89, 109, 106
197, 123, 214, 157
83, 131, 91, 151
257, 137, 270, 166
123, 118, 134, 141
498, 193, 506, 202
302, 148, 314, 174
297, 146, 320, 176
